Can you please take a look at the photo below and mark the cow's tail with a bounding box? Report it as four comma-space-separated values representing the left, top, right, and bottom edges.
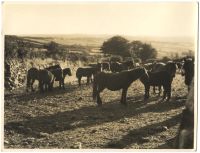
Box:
93, 75, 97, 100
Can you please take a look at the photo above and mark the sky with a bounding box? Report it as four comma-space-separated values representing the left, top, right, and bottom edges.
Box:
2, 2, 198, 37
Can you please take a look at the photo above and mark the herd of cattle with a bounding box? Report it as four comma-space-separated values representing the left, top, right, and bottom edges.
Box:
25, 56, 194, 149
26, 56, 194, 96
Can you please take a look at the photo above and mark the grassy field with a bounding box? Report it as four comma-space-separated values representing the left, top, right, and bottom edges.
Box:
4, 73, 188, 149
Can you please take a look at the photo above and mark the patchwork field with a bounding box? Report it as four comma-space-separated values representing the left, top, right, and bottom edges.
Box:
21, 35, 195, 58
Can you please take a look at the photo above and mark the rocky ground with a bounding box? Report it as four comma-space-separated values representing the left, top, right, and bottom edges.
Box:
4, 73, 188, 149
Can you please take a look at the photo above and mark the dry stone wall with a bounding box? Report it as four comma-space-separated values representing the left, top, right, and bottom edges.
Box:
5, 59, 27, 90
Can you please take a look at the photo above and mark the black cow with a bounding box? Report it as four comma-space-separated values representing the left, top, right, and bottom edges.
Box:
150, 61, 177, 95
110, 62, 128, 73
140, 70, 174, 101
76, 67, 97, 86
38, 69, 55, 92
182, 58, 194, 91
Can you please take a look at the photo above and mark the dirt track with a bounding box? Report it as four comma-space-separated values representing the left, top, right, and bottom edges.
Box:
4, 73, 188, 149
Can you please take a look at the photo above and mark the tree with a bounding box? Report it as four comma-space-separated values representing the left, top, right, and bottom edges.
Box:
129, 41, 157, 62
101, 36, 130, 57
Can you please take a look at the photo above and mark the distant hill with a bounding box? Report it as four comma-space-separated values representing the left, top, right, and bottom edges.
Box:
17, 34, 195, 58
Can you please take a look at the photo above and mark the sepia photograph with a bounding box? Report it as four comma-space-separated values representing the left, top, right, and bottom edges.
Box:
2, 1, 198, 150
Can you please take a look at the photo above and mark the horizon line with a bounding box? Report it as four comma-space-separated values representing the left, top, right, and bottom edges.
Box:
4, 33, 195, 38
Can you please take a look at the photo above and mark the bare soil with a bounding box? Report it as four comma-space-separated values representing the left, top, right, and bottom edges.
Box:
4, 73, 188, 149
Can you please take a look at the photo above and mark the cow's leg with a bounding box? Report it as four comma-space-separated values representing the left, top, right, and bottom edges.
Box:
158, 85, 162, 96
46, 82, 50, 92
96, 92, 102, 106
162, 85, 167, 101
166, 84, 172, 101
48, 82, 52, 91
78, 77, 81, 86
44, 83, 48, 92
59, 80, 62, 89
51, 82, 54, 91
120, 87, 128, 105
39, 81, 44, 93
91, 75, 93, 83
51, 79, 55, 91
153, 86, 156, 94
144, 84, 150, 100
87, 76, 90, 85
96, 87, 104, 106
26, 79, 30, 92
37, 82, 40, 91
47, 83, 50, 91
62, 78, 65, 89
31, 79, 35, 92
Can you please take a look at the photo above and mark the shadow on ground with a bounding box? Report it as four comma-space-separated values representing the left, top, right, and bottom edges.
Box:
104, 114, 181, 149
5, 95, 185, 139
